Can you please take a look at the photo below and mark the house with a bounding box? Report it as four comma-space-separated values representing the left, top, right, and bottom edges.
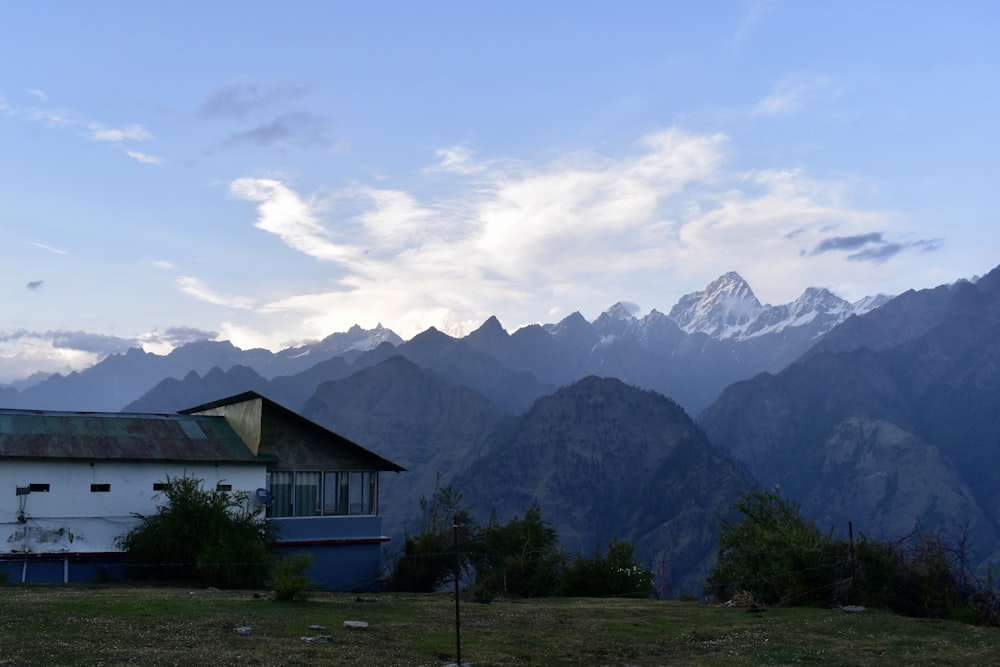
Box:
181, 392, 405, 588
0, 391, 404, 587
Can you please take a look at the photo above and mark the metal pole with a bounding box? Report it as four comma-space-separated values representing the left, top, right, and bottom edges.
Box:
453, 515, 462, 665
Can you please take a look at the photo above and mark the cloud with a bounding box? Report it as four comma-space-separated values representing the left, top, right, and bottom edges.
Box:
848, 243, 904, 263
221, 125, 936, 341
754, 75, 841, 117
88, 123, 152, 142
31, 242, 68, 255
230, 178, 359, 262
198, 82, 311, 120
49, 331, 137, 355
160, 326, 218, 345
26, 88, 48, 102
220, 111, 334, 151
126, 150, 163, 164
812, 232, 885, 254
26, 280, 44, 290
429, 145, 486, 175
177, 276, 256, 309
152, 260, 175, 270
810, 231, 943, 264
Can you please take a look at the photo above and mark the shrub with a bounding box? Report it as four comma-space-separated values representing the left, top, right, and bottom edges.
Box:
268, 552, 314, 601
116, 475, 271, 587
562, 538, 655, 597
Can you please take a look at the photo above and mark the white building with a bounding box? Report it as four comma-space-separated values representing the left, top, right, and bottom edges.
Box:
0, 392, 404, 586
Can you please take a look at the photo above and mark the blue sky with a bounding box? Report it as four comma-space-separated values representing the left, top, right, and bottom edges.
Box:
2, 1, 997, 382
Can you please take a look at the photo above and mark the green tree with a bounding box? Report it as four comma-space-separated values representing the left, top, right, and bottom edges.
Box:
706, 489, 838, 606
390, 477, 477, 592
116, 475, 271, 587
471, 505, 564, 598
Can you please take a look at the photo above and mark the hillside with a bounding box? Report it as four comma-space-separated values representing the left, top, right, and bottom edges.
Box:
699, 266, 1000, 566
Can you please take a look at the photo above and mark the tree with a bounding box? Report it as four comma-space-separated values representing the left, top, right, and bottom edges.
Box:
116, 475, 271, 587
706, 489, 838, 605
390, 477, 477, 592
471, 505, 564, 598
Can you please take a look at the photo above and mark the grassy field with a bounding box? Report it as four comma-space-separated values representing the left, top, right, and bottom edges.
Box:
0, 585, 998, 666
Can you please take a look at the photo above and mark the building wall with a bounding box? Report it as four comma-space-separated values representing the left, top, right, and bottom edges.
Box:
1, 460, 265, 555
270, 514, 390, 590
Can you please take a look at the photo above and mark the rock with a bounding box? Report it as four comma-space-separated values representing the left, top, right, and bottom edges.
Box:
343, 620, 369, 629
309, 624, 327, 631
842, 605, 867, 613
301, 635, 332, 643
235, 626, 252, 636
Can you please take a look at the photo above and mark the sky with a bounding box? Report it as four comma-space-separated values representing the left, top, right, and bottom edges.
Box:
2, 1, 998, 383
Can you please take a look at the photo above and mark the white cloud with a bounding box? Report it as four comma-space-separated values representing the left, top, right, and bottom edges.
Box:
26, 88, 48, 102
754, 75, 841, 117
126, 150, 163, 164
229, 177, 360, 263
152, 260, 175, 270
222, 126, 922, 342
176, 276, 256, 309
32, 242, 68, 255
430, 145, 485, 175
88, 123, 152, 142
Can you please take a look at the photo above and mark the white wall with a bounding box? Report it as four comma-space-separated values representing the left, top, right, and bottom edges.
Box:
0, 460, 266, 554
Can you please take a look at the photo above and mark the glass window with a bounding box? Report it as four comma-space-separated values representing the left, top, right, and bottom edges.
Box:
294, 472, 321, 517
268, 470, 378, 517
268, 471, 293, 518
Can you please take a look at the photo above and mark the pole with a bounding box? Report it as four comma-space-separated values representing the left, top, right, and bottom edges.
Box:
453, 515, 462, 666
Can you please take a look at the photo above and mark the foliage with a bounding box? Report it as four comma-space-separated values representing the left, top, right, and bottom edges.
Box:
706, 489, 839, 606
392, 485, 653, 599
852, 528, 976, 619
471, 505, 564, 598
116, 474, 272, 587
390, 477, 478, 592
268, 551, 314, 601
707, 489, 996, 623
561, 538, 656, 597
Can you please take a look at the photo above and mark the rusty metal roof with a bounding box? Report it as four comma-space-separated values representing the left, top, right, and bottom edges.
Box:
0, 409, 258, 463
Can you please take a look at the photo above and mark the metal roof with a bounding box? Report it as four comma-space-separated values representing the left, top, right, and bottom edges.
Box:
0, 409, 258, 463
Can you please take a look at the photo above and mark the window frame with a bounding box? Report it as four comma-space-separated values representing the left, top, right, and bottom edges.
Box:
266, 470, 378, 519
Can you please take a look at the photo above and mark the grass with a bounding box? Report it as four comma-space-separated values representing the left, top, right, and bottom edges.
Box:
0, 585, 998, 666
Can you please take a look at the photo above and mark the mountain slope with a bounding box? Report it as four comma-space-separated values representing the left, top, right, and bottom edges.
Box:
301, 356, 516, 543
456, 376, 752, 594
699, 264, 1000, 564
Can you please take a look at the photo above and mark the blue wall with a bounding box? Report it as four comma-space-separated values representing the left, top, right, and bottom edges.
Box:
270, 515, 390, 591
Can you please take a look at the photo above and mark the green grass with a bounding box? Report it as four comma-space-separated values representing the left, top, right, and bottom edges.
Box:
0, 585, 997, 666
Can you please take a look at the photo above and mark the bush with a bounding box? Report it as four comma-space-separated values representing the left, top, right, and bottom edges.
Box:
268, 552, 314, 601
562, 539, 655, 597
116, 475, 272, 587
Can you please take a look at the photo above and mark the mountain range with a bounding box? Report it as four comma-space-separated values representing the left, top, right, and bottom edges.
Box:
5, 267, 998, 591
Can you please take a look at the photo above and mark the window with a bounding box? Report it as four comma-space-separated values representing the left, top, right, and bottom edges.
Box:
153, 482, 167, 491
28, 483, 50, 492
216, 483, 233, 492
267, 471, 377, 518
91, 483, 111, 493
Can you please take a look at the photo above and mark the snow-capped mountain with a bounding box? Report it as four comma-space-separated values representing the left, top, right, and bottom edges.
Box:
662, 272, 891, 341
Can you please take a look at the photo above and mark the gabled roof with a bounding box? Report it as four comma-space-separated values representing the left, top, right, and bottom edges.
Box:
0, 408, 259, 464
181, 391, 406, 473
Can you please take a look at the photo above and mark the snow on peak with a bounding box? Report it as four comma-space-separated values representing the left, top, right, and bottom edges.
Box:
668, 272, 764, 338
